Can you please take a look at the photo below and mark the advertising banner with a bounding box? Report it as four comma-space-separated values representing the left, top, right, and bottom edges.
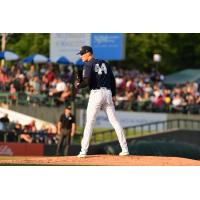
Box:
0, 143, 43, 156
50, 33, 125, 63
50, 33, 90, 63
91, 33, 125, 60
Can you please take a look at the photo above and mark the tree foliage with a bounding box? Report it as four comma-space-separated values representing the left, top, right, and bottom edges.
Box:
5, 33, 49, 57
122, 33, 200, 74
2, 33, 200, 75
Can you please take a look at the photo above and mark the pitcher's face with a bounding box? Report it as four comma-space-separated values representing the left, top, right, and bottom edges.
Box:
80, 52, 91, 62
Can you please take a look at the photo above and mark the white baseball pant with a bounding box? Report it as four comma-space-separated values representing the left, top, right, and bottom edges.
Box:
80, 88, 129, 154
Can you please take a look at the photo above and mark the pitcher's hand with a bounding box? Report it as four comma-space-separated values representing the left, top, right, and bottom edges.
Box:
112, 96, 116, 104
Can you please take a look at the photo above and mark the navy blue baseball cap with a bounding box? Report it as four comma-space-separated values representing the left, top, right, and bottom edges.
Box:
76, 46, 93, 55
65, 105, 71, 110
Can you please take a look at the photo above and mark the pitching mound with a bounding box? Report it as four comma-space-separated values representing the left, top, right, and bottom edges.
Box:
0, 155, 200, 166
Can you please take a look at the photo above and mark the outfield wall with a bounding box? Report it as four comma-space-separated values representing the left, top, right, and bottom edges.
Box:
10, 105, 200, 128
1, 130, 200, 159
0, 143, 44, 156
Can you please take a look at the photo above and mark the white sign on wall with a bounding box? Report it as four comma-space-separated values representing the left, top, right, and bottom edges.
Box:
0, 107, 54, 130
79, 109, 167, 130
50, 33, 90, 63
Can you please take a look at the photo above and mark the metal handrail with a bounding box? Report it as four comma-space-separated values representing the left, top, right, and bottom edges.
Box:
90, 119, 200, 144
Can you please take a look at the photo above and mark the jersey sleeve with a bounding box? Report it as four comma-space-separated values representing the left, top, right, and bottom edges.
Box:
83, 62, 92, 78
109, 65, 116, 96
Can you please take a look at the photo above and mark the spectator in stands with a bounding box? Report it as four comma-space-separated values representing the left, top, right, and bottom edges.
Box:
150, 68, 163, 82
29, 74, 41, 95
143, 82, 153, 94
35, 123, 48, 144
171, 93, 184, 112
42, 65, 55, 86
152, 94, 165, 112
9, 83, 17, 104
0, 113, 10, 123
39, 65, 46, 76
14, 74, 27, 92
49, 77, 66, 97
54, 83, 71, 106
40, 77, 48, 94
0, 69, 10, 91
138, 77, 145, 89
25, 120, 37, 132
12, 121, 23, 141
115, 75, 125, 90
46, 124, 58, 144
126, 76, 134, 91
163, 89, 171, 111
136, 92, 151, 111
153, 84, 163, 98
26, 64, 37, 79
20, 120, 37, 143
185, 93, 196, 114
8, 65, 17, 77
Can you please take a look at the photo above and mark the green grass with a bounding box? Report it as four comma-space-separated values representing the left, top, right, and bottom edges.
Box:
73, 127, 111, 144
74, 126, 155, 144
125, 129, 154, 138
91, 130, 153, 144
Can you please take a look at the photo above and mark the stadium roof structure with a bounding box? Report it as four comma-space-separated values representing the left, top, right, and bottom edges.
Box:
164, 69, 200, 86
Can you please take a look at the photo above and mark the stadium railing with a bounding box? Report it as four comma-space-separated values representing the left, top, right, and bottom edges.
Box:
88, 119, 200, 144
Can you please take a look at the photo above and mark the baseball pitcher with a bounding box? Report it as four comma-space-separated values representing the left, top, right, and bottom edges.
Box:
76, 46, 129, 158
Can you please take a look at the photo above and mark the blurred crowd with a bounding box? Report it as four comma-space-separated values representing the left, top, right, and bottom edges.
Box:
1, 63, 200, 114
0, 63, 73, 106
113, 67, 200, 114
0, 113, 57, 144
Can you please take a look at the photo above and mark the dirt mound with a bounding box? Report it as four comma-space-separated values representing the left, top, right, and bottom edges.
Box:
0, 155, 200, 166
